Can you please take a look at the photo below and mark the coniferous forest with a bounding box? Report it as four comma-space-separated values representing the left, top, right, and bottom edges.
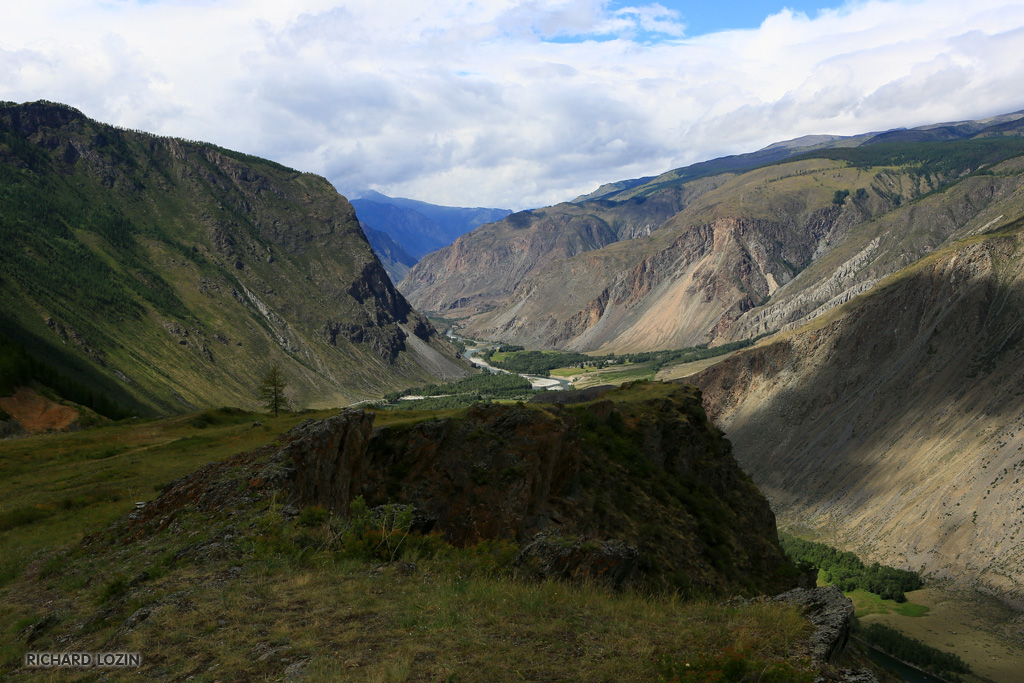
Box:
779, 533, 924, 602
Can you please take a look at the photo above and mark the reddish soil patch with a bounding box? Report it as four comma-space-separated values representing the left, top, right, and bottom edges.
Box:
0, 387, 79, 433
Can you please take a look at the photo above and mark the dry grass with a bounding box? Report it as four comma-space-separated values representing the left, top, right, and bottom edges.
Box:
0, 405, 820, 682
0, 409, 335, 586
566, 364, 658, 389
3, 532, 814, 681
655, 353, 740, 383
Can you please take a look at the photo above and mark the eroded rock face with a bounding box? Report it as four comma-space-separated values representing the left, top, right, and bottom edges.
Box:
125, 382, 797, 596
272, 383, 798, 596
280, 403, 582, 546
515, 532, 640, 588
772, 587, 854, 664
277, 410, 377, 514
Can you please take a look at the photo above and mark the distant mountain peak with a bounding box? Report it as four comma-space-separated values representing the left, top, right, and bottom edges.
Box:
759, 134, 849, 151
351, 191, 512, 269
354, 189, 511, 212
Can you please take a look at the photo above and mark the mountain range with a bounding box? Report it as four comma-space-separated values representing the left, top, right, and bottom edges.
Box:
351, 190, 511, 282
6, 98, 1024, 617
400, 111, 1024, 353
0, 101, 467, 415
691, 215, 1024, 609
5, 97, 1024, 679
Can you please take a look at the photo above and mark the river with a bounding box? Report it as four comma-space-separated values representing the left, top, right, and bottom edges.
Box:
455, 339, 571, 391
856, 639, 951, 683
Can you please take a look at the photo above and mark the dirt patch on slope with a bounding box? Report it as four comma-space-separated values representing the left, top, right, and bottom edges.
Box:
0, 387, 79, 433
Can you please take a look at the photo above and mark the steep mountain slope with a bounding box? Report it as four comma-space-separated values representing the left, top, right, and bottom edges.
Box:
692, 218, 1024, 608
351, 190, 511, 261
400, 174, 727, 314
360, 223, 417, 283
0, 101, 468, 414
401, 115, 1024, 354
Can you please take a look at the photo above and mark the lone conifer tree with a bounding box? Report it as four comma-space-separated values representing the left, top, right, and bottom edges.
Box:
258, 364, 290, 416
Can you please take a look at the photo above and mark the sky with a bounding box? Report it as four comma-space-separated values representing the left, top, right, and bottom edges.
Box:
3, 1, 1024, 210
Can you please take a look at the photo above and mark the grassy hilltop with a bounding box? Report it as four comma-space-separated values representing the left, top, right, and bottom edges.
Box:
0, 382, 856, 682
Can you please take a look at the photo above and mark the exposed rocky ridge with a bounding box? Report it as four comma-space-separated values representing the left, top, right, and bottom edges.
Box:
552, 209, 841, 351
130, 382, 799, 596
768, 588, 885, 683
0, 387, 79, 434
0, 101, 469, 413
725, 166, 1024, 343
692, 220, 1024, 608
399, 176, 727, 315
401, 119, 1024, 354
772, 587, 855, 665
436, 161, 874, 351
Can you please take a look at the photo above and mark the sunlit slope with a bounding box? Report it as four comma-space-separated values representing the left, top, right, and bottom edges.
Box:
402, 131, 1024, 355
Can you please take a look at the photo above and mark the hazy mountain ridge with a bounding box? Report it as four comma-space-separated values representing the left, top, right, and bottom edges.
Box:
692, 217, 1024, 608
0, 101, 468, 414
401, 114, 1024, 354
352, 190, 511, 262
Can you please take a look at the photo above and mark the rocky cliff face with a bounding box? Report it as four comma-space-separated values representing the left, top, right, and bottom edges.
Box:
399, 178, 723, 316
135, 381, 798, 596
0, 101, 468, 412
401, 123, 1024, 354
693, 220, 1024, 608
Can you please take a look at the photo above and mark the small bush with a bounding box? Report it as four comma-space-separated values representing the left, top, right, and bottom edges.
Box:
340, 497, 414, 562
0, 505, 52, 532
297, 505, 329, 527
190, 414, 212, 429
832, 189, 850, 205
191, 407, 250, 429
657, 647, 815, 683
336, 497, 460, 563
453, 538, 519, 577
100, 576, 128, 603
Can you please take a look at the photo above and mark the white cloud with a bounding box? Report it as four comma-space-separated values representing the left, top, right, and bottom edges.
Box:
2, 0, 1024, 209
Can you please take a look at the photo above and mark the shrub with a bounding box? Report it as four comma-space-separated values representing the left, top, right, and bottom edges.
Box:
453, 538, 520, 577
340, 497, 414, 562
297, 505, 329, 527
657, 648, 815, 683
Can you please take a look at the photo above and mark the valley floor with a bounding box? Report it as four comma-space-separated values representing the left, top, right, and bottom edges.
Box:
859, 587, 1024, 683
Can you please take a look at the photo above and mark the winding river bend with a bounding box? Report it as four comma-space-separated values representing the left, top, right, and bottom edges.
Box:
453, 336, 570, 391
